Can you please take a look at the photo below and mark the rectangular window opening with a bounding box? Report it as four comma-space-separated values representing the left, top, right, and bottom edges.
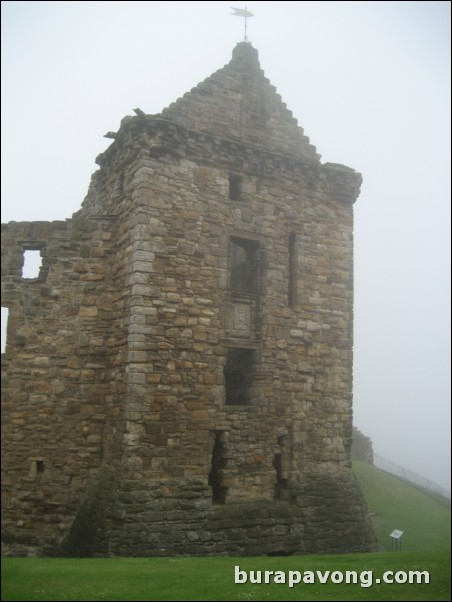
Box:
228, 174, 242, 202
230, 237, 260, 295
22, 249, 43, 279
30, 460, 45, 479
1, 307, 9, 354
224, 348, 255, 405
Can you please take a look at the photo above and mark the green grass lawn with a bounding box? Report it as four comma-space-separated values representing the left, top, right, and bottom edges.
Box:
2, 462, 450, 601
1, 551, 450, 601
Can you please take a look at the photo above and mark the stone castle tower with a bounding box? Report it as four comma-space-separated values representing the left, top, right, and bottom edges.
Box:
1, 43, 377, 556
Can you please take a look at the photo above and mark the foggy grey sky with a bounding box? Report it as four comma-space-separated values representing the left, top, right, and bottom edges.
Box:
1, 1, 450, 491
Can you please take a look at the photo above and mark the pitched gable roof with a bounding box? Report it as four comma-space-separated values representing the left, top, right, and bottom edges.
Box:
162, 42, 320, 163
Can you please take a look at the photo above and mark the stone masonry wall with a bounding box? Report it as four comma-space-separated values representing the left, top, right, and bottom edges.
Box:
1, 218, 122, 551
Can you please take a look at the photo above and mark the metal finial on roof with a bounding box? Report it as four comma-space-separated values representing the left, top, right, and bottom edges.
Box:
231, 6, 254, 42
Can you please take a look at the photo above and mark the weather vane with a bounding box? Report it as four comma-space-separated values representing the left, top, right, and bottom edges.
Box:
231, 6, 254, 42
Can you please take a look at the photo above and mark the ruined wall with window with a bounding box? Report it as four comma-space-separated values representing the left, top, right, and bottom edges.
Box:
1, 42, 377, 556
1, 217, 124, 552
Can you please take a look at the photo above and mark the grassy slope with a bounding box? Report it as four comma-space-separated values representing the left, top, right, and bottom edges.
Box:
352, 461, 451, 552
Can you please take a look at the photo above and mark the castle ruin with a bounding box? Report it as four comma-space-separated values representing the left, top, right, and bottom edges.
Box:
1, 42, 377, 556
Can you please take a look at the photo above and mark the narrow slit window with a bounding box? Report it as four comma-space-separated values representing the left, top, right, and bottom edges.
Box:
273, 435, 289, 500
224, 348, 255, 405
22, 249, 42, 279
228, 174, 242, 201
288, 233, 297, 307
1, 307, 9, 354
36, 460, 45, 473
208, 431, 228, 504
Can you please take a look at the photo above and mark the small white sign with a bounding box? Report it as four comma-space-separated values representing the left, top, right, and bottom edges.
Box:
390, 529, 404, 540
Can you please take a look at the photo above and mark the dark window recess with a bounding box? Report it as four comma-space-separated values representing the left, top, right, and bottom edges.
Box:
115, 172, 125, 196
230, 238, 259, 295
224, 348, 254, 405
36, 460, 45, 473
228, 174, 242, 201
273, 435, 289, 500
288, 233, 297, 307
208, 432, 228, 504
22, 249, 43, 279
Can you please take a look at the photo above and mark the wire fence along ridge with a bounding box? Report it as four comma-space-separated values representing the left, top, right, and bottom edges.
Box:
374, 453, 451, 500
